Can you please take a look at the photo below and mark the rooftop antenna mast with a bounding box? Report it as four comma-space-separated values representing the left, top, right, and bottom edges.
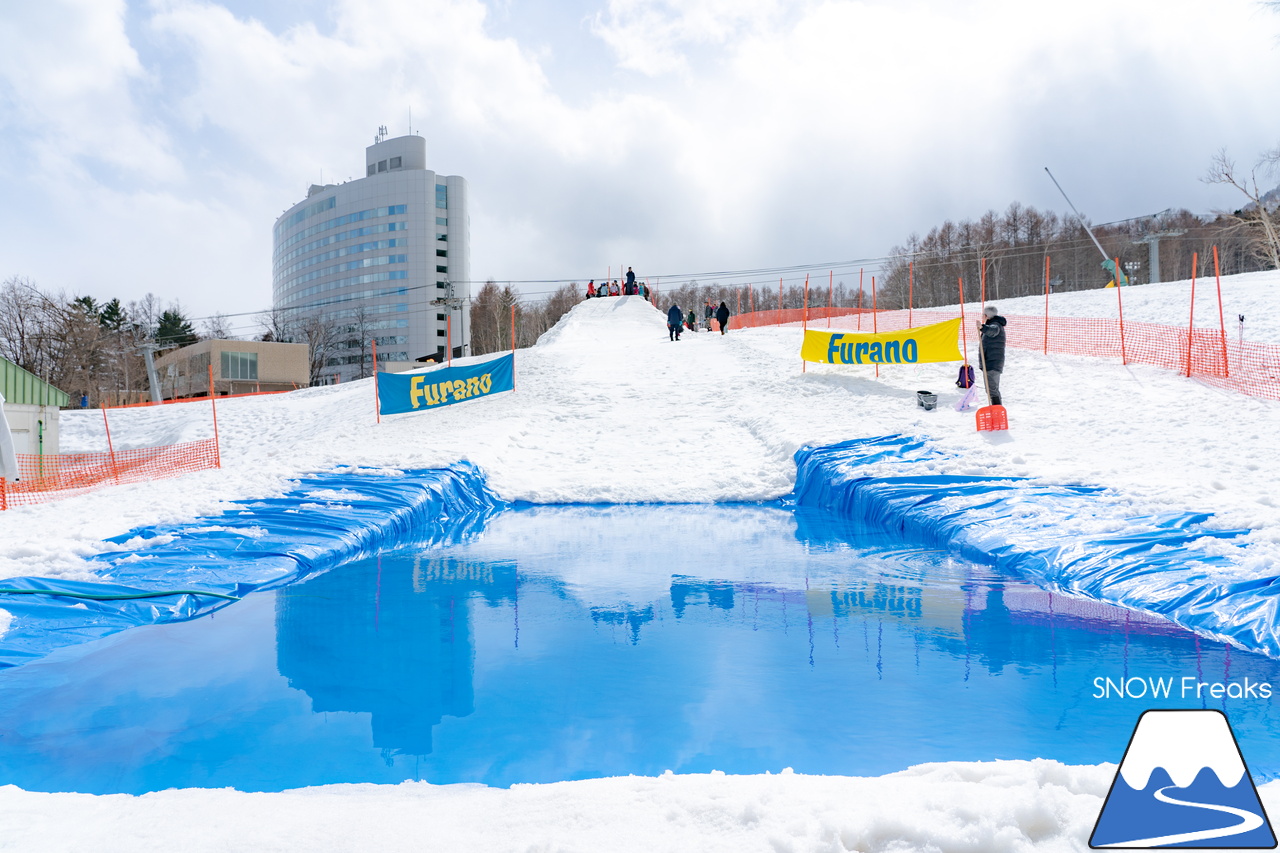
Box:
1045, 167, 1128, 285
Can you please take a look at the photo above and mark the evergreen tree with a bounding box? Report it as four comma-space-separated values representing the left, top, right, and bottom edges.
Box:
156, 309, 198, 348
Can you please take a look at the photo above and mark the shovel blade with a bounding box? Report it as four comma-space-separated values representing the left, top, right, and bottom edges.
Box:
975, 404, 1008, 432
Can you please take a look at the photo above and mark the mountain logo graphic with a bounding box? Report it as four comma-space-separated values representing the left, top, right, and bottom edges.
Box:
1090, 709, 1276, 849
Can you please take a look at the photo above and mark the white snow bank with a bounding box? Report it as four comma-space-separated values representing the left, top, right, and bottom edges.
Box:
0, 760, 1117, 853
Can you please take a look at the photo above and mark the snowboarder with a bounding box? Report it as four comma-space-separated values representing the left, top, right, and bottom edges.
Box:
667, 304, 684, 341
977, 305, 1006, 406
715, 301, 730, 335
686, 309, 697, 332
626, 267, 636, 290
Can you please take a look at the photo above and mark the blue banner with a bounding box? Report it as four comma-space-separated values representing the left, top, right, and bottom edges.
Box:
377, 354, 514, 416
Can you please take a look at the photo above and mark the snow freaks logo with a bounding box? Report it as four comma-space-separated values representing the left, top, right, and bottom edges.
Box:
1090, 710, 1277, 849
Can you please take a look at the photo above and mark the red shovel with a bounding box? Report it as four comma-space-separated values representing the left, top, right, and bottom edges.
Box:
975, 331, 1008, 432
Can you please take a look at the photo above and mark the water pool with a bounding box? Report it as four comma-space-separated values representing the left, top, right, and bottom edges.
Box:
2, 503, 1279, 795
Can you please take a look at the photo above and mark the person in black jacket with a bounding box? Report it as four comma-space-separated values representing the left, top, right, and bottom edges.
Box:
715, 301, 730, 335
977, 305, 1007, 405
666, 304, 683, 341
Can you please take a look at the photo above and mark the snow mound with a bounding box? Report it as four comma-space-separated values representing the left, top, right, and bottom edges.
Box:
535, 295, 665, 348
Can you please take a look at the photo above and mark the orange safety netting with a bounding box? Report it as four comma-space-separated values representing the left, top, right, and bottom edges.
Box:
737, 306, 1280, 403
0, 438, 220, 510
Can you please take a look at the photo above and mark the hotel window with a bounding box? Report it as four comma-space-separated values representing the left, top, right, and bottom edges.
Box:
436, 217, 447, 226
220, 351, 259, 381
436, 249, 447, 257
378, 160, 388, 172
367, 164, 376, 176
435, 184, 447, 208
436, 265, 447, 273
389, 156, 402, 169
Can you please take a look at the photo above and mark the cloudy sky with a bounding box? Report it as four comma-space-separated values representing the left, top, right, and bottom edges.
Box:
1, 0, 1278, 330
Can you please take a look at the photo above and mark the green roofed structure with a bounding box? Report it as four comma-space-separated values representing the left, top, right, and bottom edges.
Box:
1, 356, 68, 456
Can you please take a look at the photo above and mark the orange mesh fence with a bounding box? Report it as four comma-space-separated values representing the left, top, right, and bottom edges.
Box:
0, 438, 220, 511
738, 307, 1280, 402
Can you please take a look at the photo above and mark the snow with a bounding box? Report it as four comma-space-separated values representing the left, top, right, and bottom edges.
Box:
0, 760, 1118, 853
1, 274, 1279, 850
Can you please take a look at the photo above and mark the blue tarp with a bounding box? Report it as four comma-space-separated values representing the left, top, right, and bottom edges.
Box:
792, 436, 1280, 657
0, 464, 505, 668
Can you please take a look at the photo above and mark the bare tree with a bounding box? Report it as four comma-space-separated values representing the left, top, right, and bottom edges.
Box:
201, 312, 235, 340
1203, 147, 1280, 271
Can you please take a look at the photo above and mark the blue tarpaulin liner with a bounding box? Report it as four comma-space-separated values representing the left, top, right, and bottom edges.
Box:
792, 436, 1280, 657
0, 463, 504, 669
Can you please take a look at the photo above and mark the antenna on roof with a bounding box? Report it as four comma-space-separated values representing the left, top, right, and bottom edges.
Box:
375, 125, 388, 144
408, 106, 412, 136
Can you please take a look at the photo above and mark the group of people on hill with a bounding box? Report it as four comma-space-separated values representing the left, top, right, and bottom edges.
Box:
586, 267, 650, 300
666, 300, 731, 341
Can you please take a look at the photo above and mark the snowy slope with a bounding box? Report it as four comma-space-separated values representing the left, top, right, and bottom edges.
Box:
4, 278, 1279, 584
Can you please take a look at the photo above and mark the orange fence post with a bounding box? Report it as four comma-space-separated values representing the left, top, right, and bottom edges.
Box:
857, 269, 863, 330
207, 365, 222, 468
828, 270, 833, 329
0, 478, 6, 512
778, 277, 783, 325
1187, 251, 1198, 377
372, 339, 381, 424
1043, 255, 1050, 354
958, 276, 969, 364
1114, 257, 1127, 365
102, 407, 120, 483
908, 261, 914, 328
802, 275, 809, 374
1213, 245, 1228, 377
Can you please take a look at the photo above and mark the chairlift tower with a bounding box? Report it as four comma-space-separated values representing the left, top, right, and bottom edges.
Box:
1135, 230, 1186, 284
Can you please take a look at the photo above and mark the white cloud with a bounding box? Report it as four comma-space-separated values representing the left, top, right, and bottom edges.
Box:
0, 0, 1279, 319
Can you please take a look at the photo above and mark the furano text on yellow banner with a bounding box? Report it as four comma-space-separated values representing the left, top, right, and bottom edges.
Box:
800, 318, 963, 365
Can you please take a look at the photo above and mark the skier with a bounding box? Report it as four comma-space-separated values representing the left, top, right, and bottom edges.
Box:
977, 305, 1007, 406
666, 304, 684, 341
715, 301, 730, 335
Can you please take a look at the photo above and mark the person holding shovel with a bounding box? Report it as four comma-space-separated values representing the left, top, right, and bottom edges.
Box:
977, 305, 1007, 406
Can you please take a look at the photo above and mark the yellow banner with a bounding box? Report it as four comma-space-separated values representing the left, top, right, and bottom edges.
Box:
800, 318, 963, 365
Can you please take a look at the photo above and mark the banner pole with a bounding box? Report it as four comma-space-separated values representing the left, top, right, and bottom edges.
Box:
1213, 245, 1228, 377
908, 261, 914, 328
372, 339, 381, 424
207, 365, 221, 468
1187, 251, 1198, 377
1043, 255, 1050, 354
1115, 257, 1127, 365
872, 275, 879, 378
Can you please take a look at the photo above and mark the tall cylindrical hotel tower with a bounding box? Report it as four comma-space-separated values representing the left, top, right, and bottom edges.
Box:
272, 133, 470, 383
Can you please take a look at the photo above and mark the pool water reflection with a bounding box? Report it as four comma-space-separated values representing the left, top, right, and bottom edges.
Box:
2, 503, 1279, 794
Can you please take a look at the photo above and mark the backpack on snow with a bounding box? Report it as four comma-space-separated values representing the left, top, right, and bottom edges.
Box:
955, 364, 975, 389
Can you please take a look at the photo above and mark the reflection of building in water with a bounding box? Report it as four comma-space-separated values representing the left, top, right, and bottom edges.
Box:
671, 577, 735, 618
590, 605, 654, 645
276, 554, 516, 758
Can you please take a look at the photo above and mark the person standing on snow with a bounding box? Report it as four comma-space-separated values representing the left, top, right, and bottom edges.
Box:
703, 300, 715, 331
715, 301, 730, 335
586, 280, 596, 298
686, 308, 697, 332
977, 304, 1007, 406
667, 304, 684, 341
626, 267, 636, 292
